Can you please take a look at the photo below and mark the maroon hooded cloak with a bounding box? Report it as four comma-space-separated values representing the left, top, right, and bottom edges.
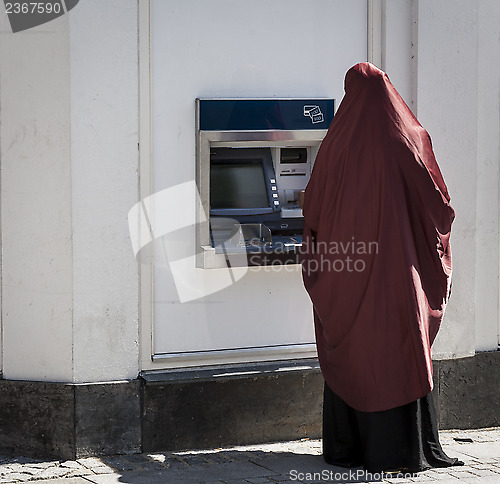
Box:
302, 63, 455, 413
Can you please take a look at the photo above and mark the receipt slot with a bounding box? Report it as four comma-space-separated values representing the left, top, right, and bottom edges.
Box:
196, 99, 334, 268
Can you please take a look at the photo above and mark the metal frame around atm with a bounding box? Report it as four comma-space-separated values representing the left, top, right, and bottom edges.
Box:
195, 99, 331, 269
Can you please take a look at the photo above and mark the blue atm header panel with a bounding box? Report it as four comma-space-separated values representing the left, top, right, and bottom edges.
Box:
198, 99, 334, 131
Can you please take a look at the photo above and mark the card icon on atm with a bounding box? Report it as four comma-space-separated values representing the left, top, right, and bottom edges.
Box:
303, 105, 324, 124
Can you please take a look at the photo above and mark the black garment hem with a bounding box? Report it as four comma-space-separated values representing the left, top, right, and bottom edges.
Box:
322, 383, 464, 473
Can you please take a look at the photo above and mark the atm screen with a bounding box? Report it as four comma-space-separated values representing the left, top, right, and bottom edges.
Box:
210, 161, 270, 209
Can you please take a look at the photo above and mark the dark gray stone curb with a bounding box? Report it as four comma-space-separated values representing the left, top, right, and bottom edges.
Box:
0, 352, 499, 460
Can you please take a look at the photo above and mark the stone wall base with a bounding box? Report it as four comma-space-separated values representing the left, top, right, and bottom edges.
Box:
0, 351, 498, 460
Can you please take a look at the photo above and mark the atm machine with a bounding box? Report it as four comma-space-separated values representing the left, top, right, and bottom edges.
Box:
196, 99, 334, 268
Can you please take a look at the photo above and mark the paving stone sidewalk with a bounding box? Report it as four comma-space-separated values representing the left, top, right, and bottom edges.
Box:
0, 427, 499, 483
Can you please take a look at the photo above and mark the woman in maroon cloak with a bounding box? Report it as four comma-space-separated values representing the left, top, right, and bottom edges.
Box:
301, 63, 462, 473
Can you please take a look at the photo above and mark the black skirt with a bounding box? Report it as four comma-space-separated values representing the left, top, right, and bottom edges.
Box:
323, 382, 464, 473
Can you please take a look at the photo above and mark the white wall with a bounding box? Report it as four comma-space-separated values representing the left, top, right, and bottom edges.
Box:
475, 0, 500, 351
69, 0, 139, 382
415, 0, 485, 358
0, 13, 74, 381
0, 0, 498, 383
0, 1, 140, 382
379, 0, 499, 356
148, 0, 368, 366
383, 0, 413, 107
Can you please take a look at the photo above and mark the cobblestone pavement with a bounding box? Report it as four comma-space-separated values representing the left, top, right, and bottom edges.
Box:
0, 427, 499, 483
